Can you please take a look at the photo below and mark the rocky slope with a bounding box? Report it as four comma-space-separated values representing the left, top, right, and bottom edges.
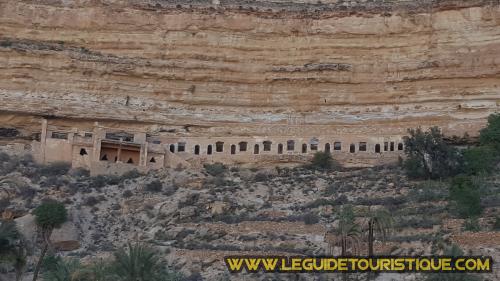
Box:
1, 151, 499, 280
1, 0, 500, 137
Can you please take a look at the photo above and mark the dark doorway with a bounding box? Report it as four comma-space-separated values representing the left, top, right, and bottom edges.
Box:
231, 145, 236, 155
350, 144, 355, 153
194, 145, 200, 155
254, 144, 259, 154
375, 144, 381, 153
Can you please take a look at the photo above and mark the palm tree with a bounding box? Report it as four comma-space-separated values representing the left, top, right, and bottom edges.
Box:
364, 207, 393, 256
333, 205, 361, 256
112, 243, 183, 281
42, 258, 88, 281
32, 201, 68, 281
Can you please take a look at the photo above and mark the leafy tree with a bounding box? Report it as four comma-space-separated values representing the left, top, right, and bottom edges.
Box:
309, 151, 339, 171
112, 243, 184, 281
333, 205, 361, 256
449, 176, 482, 218
479, 113, 500, 151
32, 201, 67, 281
461, 146, 497, 175
403, 127, 462, 179
364, 207, 393, 256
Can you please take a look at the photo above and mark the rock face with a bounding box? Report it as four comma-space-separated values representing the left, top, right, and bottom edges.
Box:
0, 0, 499, 137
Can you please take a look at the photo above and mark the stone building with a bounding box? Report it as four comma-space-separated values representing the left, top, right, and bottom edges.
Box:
32, 119, 406, 175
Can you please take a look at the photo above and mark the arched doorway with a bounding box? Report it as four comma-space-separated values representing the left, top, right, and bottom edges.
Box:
207, 145, 212, 155
350, 144, 355, 153
302, 143, 307, 153
375, 144, 381, 153
325, 143, 331, 153
194, 145, 200, 155
231, 145, 236, 155
278, 144, 283, 154
254, 144, 259, 154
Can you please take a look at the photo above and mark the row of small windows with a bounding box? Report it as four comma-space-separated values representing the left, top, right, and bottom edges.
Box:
168, 140, 404, 155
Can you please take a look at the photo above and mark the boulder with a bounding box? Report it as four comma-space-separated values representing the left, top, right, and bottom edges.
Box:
51, 222, 80, 251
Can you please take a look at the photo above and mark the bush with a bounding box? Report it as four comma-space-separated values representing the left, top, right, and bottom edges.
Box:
204, 163, 227, 176
493, 217, 500, 230
39, 162, 71, 177
254, 172, 269, 182
83, 196, 100, 207
449, 176, 483, 218
463, 217, 481, 232
0, 152, 10, 162
122, 190, 133, 198
403, 127, 462, 179
303, 213, 320, 225
461, 146, 498, 175
145, 180, 163, 192
309, 152, 338, 171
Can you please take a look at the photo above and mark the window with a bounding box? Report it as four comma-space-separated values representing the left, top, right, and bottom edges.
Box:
263, 141, 272, 151
207, 145, 212, 155
384, 142, 388, 151
398, 143, 403, 151
254, 144, 259, 154
152, 140, 161, 144
310, 143, 318, 151
325, 143, 331, 153
194, 145, 200, 155
79, 148, 88, 156
302, 144, 307, 153
84, 132, 93, 138
51, 132, 68, 139
169, 144, 175, 153
239, 142, 247, 152
350, 144, 355, 153
375, 144, 381, 153
287, 140, 295, 151
216, 141, 224, 152
177, 142, 186, 152
150, 157, 156, 163
230, 145, 236, 155
359, 142, 367, 152
101, 154, 108, 161
334, 142, 342, 151
278, 144, 283, 154
390, 142, 395, 151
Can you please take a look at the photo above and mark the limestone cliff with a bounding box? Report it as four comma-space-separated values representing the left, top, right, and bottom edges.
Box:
1, 0, 500, 137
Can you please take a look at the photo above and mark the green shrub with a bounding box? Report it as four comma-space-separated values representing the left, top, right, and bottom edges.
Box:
462, 146, 497, 175
204, 163, 227, 176
309, 151, 339, 171
39, 162, 71, 177
403, 127, 462, 179
145, 180, 163, 192
449, 176, 483, 218
463, 217, 481, 232
303, 213, 320, 225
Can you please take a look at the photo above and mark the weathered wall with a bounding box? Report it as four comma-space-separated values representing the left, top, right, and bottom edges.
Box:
0, 0, 499, 138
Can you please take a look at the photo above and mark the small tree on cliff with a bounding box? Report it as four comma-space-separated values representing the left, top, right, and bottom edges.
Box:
403, 127, 462, 179
479, 113, 500, 150
32, 201, 67, 281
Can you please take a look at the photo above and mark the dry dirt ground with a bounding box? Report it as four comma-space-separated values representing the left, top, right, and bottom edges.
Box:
1, 151, 499, 281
